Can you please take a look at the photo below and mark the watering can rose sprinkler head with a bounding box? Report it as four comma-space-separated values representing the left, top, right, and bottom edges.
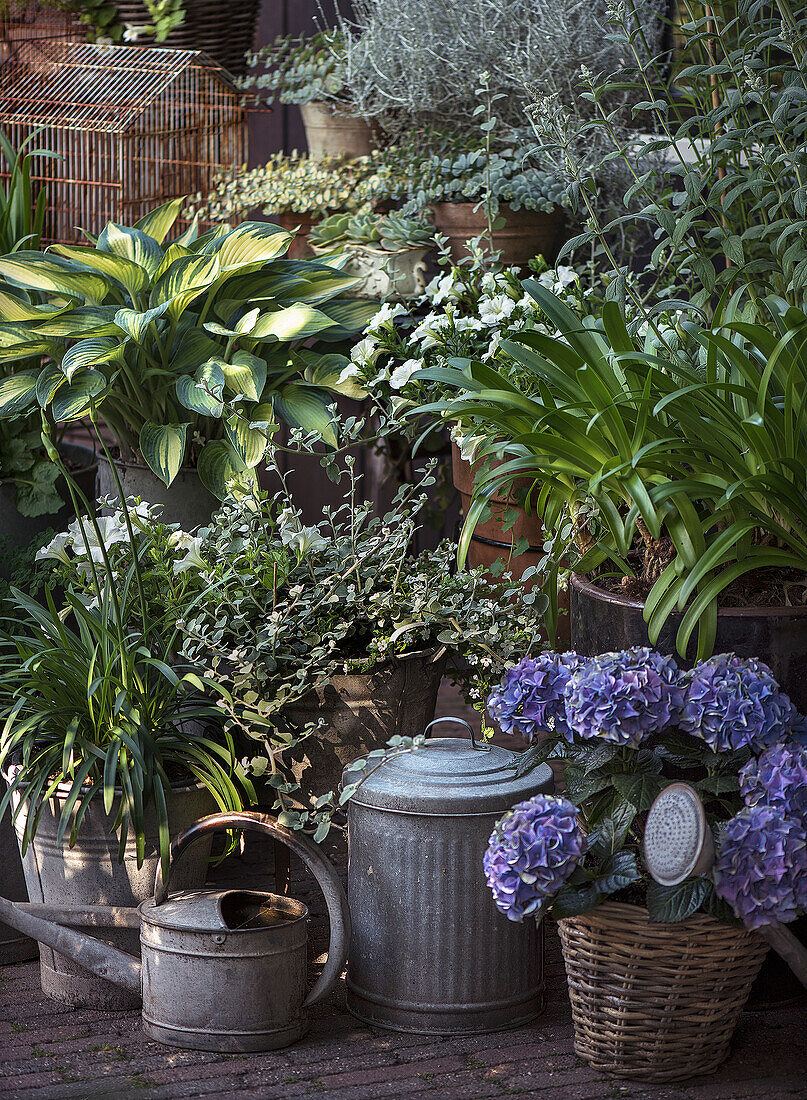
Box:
643, 784, 807, 990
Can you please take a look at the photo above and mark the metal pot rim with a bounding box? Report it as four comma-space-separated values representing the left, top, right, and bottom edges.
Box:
571, 572, 807, 619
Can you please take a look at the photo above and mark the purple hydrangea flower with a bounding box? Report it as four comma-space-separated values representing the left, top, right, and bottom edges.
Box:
484, 794, 586, 922
563, 647, 684, 747
787, 713, 807, 747
487, 652, 584, 741
740, 743, 807, 820
714, 805, 807, 929
679, 654, 796, 753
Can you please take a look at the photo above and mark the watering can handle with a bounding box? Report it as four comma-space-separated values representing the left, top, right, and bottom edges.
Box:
153, 811, 351, 1009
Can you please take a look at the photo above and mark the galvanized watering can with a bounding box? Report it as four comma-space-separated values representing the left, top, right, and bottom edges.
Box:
0, 811, 350, 1052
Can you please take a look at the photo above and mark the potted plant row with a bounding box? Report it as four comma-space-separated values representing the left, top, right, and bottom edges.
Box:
483, 646, 806, 1081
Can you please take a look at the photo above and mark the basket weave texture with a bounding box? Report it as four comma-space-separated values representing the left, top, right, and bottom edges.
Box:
558, 901, 768, 1082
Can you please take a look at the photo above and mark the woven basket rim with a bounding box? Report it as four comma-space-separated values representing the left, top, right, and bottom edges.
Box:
558, 899, 760, 941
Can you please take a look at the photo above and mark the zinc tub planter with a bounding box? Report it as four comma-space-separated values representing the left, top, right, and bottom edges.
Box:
7, 772, 216, 1009
96, 454, 217, 531
558, 902, 767, 1082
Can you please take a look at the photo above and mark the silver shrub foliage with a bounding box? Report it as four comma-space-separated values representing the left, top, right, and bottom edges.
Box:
338, 0, 667, 133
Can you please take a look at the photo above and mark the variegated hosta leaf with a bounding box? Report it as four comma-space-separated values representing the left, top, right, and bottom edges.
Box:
30, 305, 121, 338
152, 241, 194, 285
36, 362, 66, 407
0, 253, 108, 303
197, 439, 245, 499
251, 304, 336, 341
284, 271, 361, 305
169, 326, 221, 374
225, 412, 267, 468
273, 383, 337, 447
50, 243, 148, 299
300, 350, 365, 399
221, 350, 267, 402
175, 360, 225, 418
51, 368, 107, 422
318, 298, 380, 334
173, 213, 200, 249
133, 197, 185, 245
97, 223, 163, 278
60, 337, 120, 381
0, 289, 69, 324
114, 302, 170, 343
152, 254, 221, 319
0, 372, 38, 417
139, 421, 188, 487
202, 221, 292, 271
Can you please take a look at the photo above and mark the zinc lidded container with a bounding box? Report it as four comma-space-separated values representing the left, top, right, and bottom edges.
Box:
346, 722, 553, 1033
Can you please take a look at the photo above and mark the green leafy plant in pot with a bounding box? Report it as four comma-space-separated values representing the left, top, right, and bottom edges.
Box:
0, 198, 375, 525
418, 280, 807, 698
482, 645, 806, 1079
0, 454, 254, 1007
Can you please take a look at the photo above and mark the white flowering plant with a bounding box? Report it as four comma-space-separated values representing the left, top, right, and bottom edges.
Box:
340, 244, 600, 439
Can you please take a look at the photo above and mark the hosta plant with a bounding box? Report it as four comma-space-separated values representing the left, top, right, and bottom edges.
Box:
420, 280, 807, 659
484, 647, 807, 926
0, 199, 375, 497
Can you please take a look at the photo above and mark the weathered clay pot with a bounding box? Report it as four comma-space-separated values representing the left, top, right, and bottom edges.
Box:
8, 773, 216, 1009
300, 101, 374, 160
0, 442, 97, 569
96, 454, 217, 531
431, 202, 565, 266
569, 573, 807, 711
281, 648, 447, 797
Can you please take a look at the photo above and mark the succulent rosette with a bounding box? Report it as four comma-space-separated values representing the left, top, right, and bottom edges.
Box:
563, 646, 684, 747
714, 805, 807, 928
484, 794, 586, 921
740, 743, 807, 819
487, 652, 584, 741
679, 654, 797, 753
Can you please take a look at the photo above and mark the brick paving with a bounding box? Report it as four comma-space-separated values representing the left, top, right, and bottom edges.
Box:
1, 682, 805, 1100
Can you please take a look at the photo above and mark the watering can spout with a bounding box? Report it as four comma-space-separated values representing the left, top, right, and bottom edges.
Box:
0, 895, 141, 994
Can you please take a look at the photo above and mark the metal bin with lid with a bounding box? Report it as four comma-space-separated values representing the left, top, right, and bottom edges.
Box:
345, 720, 553, 1034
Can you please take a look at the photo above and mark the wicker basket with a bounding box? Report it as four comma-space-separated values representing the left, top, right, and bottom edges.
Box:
558, 902, 768, 1082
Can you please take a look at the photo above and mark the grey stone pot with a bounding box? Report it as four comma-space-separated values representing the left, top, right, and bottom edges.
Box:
281, 648, 447, 798
7, 773, 216, 1009
0, 443, 97, 569
0, 777, 38, 966
96, 454, 217, 531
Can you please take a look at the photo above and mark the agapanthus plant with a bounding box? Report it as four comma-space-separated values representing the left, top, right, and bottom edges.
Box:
485, 647, 802, 925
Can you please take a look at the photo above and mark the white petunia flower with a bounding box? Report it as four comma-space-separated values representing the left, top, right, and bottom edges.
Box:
366, 302, 406, 332
66, 515, 129, 562
350, 335, 381, 368
478, 293, 516, 325
173, 536, 207, 575
36, 531, 72, 565
389, 359, 423, 389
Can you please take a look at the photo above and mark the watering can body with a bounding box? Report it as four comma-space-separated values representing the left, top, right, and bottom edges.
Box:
0, 812, 350, 1052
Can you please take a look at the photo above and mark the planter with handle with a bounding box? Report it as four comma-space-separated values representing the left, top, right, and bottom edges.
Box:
0, 776, 37, 966
7, 771, 216, 1009
558, 901, 767, 1081
96, 453, 217, 531
431, 202, 565, 266
300, 102, 374, 160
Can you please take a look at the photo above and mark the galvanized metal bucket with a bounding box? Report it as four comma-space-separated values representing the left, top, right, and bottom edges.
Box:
345, 718, 554, 1034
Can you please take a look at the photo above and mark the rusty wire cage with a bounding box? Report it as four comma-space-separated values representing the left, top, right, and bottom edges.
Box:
0, 40, 247, 243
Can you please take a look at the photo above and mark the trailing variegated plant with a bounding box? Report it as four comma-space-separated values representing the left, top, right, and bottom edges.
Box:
0, 199, 375, 497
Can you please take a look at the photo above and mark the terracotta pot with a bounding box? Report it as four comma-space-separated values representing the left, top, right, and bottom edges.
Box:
273, 211, 316, 260
299, 101, 374, 160
281, 648, 447, 798
431, 202, 565, 266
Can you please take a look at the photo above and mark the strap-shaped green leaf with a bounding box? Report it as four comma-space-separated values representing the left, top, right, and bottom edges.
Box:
139, 421, 188, 487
